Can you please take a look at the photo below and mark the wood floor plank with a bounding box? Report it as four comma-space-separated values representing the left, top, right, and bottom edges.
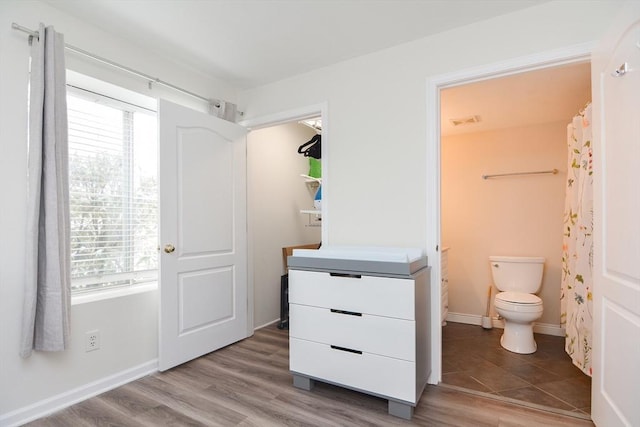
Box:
129, 375, 247, 426
26, 324, 594, 427
133, 405, 209, 427
98, 384, 164, 418
54, 397, 147, 427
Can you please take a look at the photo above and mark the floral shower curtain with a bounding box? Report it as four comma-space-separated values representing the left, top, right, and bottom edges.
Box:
560, 103, 593, 376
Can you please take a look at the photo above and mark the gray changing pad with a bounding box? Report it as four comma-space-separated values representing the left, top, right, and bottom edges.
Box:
287, 246, 428, 278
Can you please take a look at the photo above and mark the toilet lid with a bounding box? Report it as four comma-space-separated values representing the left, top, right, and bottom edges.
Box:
496, 291, 542, 305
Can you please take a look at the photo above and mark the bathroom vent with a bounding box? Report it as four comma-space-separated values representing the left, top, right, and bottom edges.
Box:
449, 115, 481, 126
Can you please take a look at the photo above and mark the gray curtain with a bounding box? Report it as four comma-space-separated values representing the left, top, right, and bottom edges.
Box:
20, 24, 71, 358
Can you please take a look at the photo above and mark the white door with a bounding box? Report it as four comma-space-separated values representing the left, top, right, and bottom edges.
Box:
158, 99, 248, 371
591, 4, 640, 426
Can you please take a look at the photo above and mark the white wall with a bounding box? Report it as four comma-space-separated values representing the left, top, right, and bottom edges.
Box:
248, 123, 321, 327
441, 122, 568, 325
0, 0, 625, 423
237, 1, 622, 250
0, 1, 238, 423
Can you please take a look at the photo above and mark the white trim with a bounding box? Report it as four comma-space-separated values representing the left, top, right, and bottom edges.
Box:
445, 312, 565, 337
67, 69, 157, 111
71, 281, 157, 305
0, 360, 158, 427
532, 322, 566, 337
426, 42, 594, 386
425, 62, 442, 387
238, 103, 326, 130
430, 41, 595, 89
254, 318, 280, 331
446, 312, 484, 326
238, 102, 329, 336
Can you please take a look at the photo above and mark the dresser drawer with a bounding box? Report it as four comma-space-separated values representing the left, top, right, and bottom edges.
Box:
289, 304, 415, 361
289, 269, 415, 320
290, 337, 416, 403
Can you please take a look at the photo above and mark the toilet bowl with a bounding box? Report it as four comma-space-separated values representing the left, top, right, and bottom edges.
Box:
490, 256, 545, 354
494, 292, 543, 354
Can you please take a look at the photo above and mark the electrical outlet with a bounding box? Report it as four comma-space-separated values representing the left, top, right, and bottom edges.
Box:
85, 330, 100, 352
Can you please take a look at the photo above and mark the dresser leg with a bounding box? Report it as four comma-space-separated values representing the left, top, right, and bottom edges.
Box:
292, 374, 315, 391
388, 400, 413, 420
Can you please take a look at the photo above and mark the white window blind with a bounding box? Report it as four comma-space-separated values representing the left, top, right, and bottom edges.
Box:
67, 88, 158, 293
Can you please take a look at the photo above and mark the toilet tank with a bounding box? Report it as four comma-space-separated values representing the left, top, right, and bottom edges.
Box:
489, 256, 545, 293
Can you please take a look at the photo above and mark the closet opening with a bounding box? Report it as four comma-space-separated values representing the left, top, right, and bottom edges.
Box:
245, 110, 325, 332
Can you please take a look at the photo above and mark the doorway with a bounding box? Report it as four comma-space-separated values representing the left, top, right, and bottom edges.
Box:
426, 45, 595, 417
247, 120, 322, 329
240, 104, 328, 333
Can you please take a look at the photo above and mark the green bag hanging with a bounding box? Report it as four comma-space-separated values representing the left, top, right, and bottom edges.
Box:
308, 158, 321, 179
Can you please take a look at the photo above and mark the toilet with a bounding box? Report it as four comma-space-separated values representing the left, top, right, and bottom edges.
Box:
490, 256, 544, 354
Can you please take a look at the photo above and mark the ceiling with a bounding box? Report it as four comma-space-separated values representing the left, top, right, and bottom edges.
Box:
441, 61, 592, 136
45, 0, 546, 89
45, 0, 584, 132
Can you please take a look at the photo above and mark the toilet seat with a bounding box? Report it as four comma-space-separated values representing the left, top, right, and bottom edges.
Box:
495, 292, 542, 314
496, 291, 542, 304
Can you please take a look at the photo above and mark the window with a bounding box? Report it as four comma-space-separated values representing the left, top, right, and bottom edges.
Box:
67, 86, 158, 293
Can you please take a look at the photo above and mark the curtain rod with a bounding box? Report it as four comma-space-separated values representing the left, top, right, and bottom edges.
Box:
482, 169, 558, 180
12, 22, 240, 115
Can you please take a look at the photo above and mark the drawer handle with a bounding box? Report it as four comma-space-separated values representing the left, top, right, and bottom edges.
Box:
329, 272, 362, 279
330, 309, 362, 317
330, 345, 362, 355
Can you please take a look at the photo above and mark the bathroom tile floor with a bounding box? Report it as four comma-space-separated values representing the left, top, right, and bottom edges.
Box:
442, 322, 591, 416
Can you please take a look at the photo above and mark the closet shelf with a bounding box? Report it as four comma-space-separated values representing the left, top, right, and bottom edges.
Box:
300, 209, 321, 227
299, 175, 321, 227
300, 174, 322, 184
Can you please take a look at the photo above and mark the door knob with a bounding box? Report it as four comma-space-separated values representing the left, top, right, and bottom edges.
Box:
164, 244, 176, 254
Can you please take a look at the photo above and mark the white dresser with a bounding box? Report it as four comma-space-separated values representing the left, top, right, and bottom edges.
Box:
287, 248, 430, 420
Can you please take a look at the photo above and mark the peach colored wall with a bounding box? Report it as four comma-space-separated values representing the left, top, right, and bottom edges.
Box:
442, 121, 568, 325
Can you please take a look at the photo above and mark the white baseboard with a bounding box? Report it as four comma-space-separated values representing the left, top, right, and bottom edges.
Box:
0, 359, 158, 427
533, 322, 565, 337
254, 318, 281, 331
446, 312, 484, 326
445, 312, 565, 337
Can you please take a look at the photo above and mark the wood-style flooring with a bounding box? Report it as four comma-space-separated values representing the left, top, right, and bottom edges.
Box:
26, 324, 594, 426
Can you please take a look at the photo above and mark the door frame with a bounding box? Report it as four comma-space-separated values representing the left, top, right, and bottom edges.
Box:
239, 102, 329, 335
425, 43, 594, 385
